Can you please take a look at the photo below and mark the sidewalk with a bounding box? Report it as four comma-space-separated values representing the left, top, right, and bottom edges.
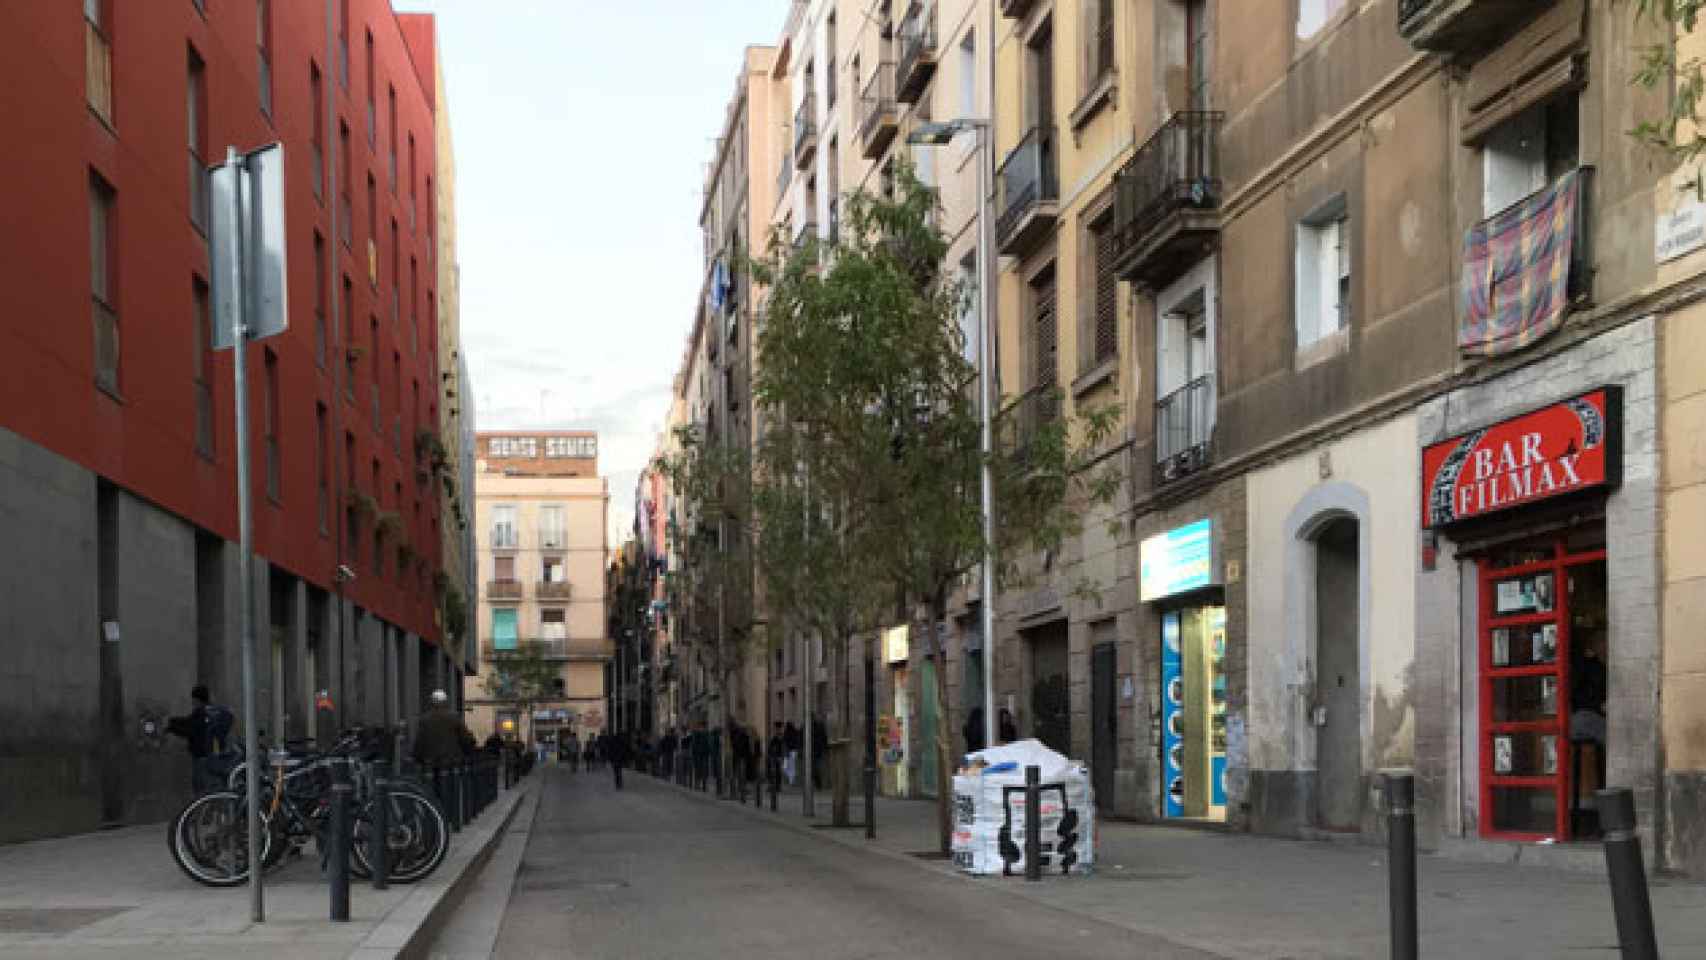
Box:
0, 778, 534, 960
669, 776, 1706, 959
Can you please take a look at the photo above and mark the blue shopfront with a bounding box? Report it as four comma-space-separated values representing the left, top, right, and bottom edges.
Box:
1143, 519, 1228, 822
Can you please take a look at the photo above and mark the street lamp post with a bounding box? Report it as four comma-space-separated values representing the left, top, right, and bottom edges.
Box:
906, 119, 997, 753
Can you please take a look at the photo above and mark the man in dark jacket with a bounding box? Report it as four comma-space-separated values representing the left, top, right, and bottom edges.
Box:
167, 685, 230, 794
603, 731, 631, 790
690, 722, 711, 791
810, 716, 828, 790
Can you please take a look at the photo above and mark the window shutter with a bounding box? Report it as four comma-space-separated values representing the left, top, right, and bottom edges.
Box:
1095, 222, 1118, 365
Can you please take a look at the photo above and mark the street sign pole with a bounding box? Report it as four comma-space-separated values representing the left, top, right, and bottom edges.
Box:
211, 140, 288, 925
220, 145, 265, 924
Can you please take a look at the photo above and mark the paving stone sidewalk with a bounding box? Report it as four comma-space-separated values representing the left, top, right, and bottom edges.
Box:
0, 778, 533, 960
665, 773, 1706, 960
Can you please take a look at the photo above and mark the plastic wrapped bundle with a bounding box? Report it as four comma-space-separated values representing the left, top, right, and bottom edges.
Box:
950, 739, 1095, 876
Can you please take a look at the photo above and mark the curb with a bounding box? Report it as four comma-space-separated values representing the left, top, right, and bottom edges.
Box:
346, 776, 537, 960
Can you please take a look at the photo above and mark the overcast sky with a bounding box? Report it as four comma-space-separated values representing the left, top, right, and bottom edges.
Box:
395, 1, 789, 545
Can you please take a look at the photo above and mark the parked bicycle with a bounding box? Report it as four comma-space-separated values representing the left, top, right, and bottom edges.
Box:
168, 728, 449, 887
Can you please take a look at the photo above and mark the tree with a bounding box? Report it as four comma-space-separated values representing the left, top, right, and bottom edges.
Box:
482, 641, 560, 745
1628, 1, 1706, 190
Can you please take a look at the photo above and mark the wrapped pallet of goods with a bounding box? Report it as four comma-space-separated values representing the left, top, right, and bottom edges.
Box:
950, 739, 1095, 877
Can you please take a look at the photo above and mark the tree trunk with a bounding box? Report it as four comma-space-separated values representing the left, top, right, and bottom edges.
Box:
930, 588, 955, 856
830, 627, 851, 826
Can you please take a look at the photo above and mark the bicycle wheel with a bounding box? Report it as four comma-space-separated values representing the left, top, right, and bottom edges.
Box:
168, 792, 272, 887
351, 790, 449, 884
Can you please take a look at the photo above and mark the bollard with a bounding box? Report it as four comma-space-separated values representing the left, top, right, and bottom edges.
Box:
1385, 770, 1417, 960
370, 759, 390, 891
770, 759, 779, 812
329, 757, 352, 921
461, 764, 474, 823
1597, 789, 1659, 960
448, 766, 463, 833
1024, 765, 1042, 882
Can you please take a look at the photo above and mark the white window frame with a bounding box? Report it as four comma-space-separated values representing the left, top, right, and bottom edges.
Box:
490, 504, 517, 549
1294, 198, 1350, 356
1155, 255, 1217, 401
1296, 0, 1349, 39
538, 504, 566, 549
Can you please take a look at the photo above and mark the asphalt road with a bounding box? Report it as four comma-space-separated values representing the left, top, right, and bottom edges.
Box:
486, 767, 1217, 960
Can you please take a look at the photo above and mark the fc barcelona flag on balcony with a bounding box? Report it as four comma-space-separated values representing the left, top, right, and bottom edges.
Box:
1458, 168, 1584, 357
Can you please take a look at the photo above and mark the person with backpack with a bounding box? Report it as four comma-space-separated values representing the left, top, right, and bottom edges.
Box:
166, 685, 232, 795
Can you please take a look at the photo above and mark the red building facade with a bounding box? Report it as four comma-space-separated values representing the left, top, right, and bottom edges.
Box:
0, 1, 453, 840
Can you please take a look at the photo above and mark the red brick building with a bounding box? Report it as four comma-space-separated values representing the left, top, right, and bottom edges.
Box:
0, 1, 457, 841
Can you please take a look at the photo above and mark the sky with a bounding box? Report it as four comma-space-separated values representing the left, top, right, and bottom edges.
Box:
394, 0, 791, 546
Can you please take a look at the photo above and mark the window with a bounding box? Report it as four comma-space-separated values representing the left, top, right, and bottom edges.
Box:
542, 556, 566, 584
407, 134, 417, 230
194, 279, 214, 457
1083, 213, 1117, 373
491, 505, 517, 549
491, 608, 518, 652
371, 460, 383, 576
316, 403, 330, 534
957, 253, 979, 368
314, 232, 327, 366
90, 173, 118, 393
544, 436, 596, 458
493, 555, 515, 581
1297, 0, 1349, 39
257, 0, 273, 116
959, 30, 977, 118
370, 317, 381, 431
409, 256, 418, 338
1186, 0, 1210, 111
387, 86, 398, 190
366, 174, 377, 275
1482, 97, 1579, 216
364, 30, 375, 145
337, 0, 349, 88
263, 349, 281, 501
1030, 268, 1058, 413
825, 14, 837, 110
539, 505, 566, 549
311, 64, 324, 202
1295, 202, 1350, 351
342, 277, 355, 398
1084, 0, 1114, 85
540, 609, 567, 642
392, 351, 401, 452
1155, 259, 1216, 470
85, 0, 112, 124
339, 122, 352, 247
188, 49, 208, 233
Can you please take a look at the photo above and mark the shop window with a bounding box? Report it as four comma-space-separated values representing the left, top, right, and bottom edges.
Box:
1477, 529, 1606, 841
1161, 606, 1227, 821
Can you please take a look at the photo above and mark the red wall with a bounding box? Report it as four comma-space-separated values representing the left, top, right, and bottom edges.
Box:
0, 1, 443, 643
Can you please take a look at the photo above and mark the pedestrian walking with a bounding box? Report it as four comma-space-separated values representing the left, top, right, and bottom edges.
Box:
998, 708, 1019, 745
730, 724, 750, 802
963, 706, 986, 755
604, 731, 631, 789
659, 727, 677, 779
412, 690, 474, 807
165, 685, 234, 795
783, 721, 802, 786
768, 723, 785, 794
810, 715, 827, 790
690, 722, 711, 791
566, 732, 581, 772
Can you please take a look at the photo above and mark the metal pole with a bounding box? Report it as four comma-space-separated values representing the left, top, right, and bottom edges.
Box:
225, 145, 265, 924
864, 634, 876, 839
329, 756, 352, 921
1597, 788, 1659, 960
802, 633, 814, 818
976, 123, 998, 753
370, 759, 390, 890
1385, 770, 1417, 960
323, 0, 348, 742
1023, 764, 1041, 881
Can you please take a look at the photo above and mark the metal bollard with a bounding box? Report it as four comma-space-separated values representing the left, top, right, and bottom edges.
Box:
462, 764, 475, 823
770, 760, 779, 811
447, 766, 463, 832
1024, 765, 1042, 882
370, 759, 390, 891
329, 756, 352, 921
1597, 789, 1659, 960
1385, 770, 1417, 960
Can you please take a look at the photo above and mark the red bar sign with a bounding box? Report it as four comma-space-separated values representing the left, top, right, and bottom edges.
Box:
1421, 387, 1621, 528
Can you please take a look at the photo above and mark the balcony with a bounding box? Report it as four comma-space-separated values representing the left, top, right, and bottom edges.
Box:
537, 580, 571, 600
777, 148, 792, 199
1398, 0, 1541, 56
1110, 112, 1224, 289
1000, 384, 1060, 466
486, 578, 522, 600
995, 125, 1059, 256
1154, 375, 1214, 485
858, 62, 899, 160
1000, 0, 1037, 19
897, 5, 938, 105
482, 638, 596, 661
794, 96, 819, 170
792, 218, 818, 254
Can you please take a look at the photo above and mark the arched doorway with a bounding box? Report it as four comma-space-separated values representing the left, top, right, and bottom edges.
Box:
1312, 516, 1361, 831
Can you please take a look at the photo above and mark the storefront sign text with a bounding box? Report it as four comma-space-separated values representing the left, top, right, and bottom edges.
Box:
1421, 387, 1621, 528
1139, 519, 1215, 603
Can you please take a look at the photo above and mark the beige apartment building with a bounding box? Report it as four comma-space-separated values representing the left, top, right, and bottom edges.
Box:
464, 431, 611, 746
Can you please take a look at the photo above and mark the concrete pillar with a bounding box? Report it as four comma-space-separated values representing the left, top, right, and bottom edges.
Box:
402, 631, 422, 726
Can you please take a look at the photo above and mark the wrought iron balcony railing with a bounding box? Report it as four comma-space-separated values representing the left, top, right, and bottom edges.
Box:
1155, 374, 1214, 484
897, 5, 938, 104
1110, 111, 1223, 288
486, 578, 522, 600
794, 95, 819, 169
858, 61, 899, 159
995, 125, 1059, 255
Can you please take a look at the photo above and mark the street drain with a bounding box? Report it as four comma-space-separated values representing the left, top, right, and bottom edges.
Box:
0, 908, 128, 934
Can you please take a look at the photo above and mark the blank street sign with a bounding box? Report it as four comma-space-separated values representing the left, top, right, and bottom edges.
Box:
210, 142, 289, 349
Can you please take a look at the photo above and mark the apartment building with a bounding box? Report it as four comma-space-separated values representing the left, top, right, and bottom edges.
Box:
464, 432, 610, 747
0, 0, 461, 842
